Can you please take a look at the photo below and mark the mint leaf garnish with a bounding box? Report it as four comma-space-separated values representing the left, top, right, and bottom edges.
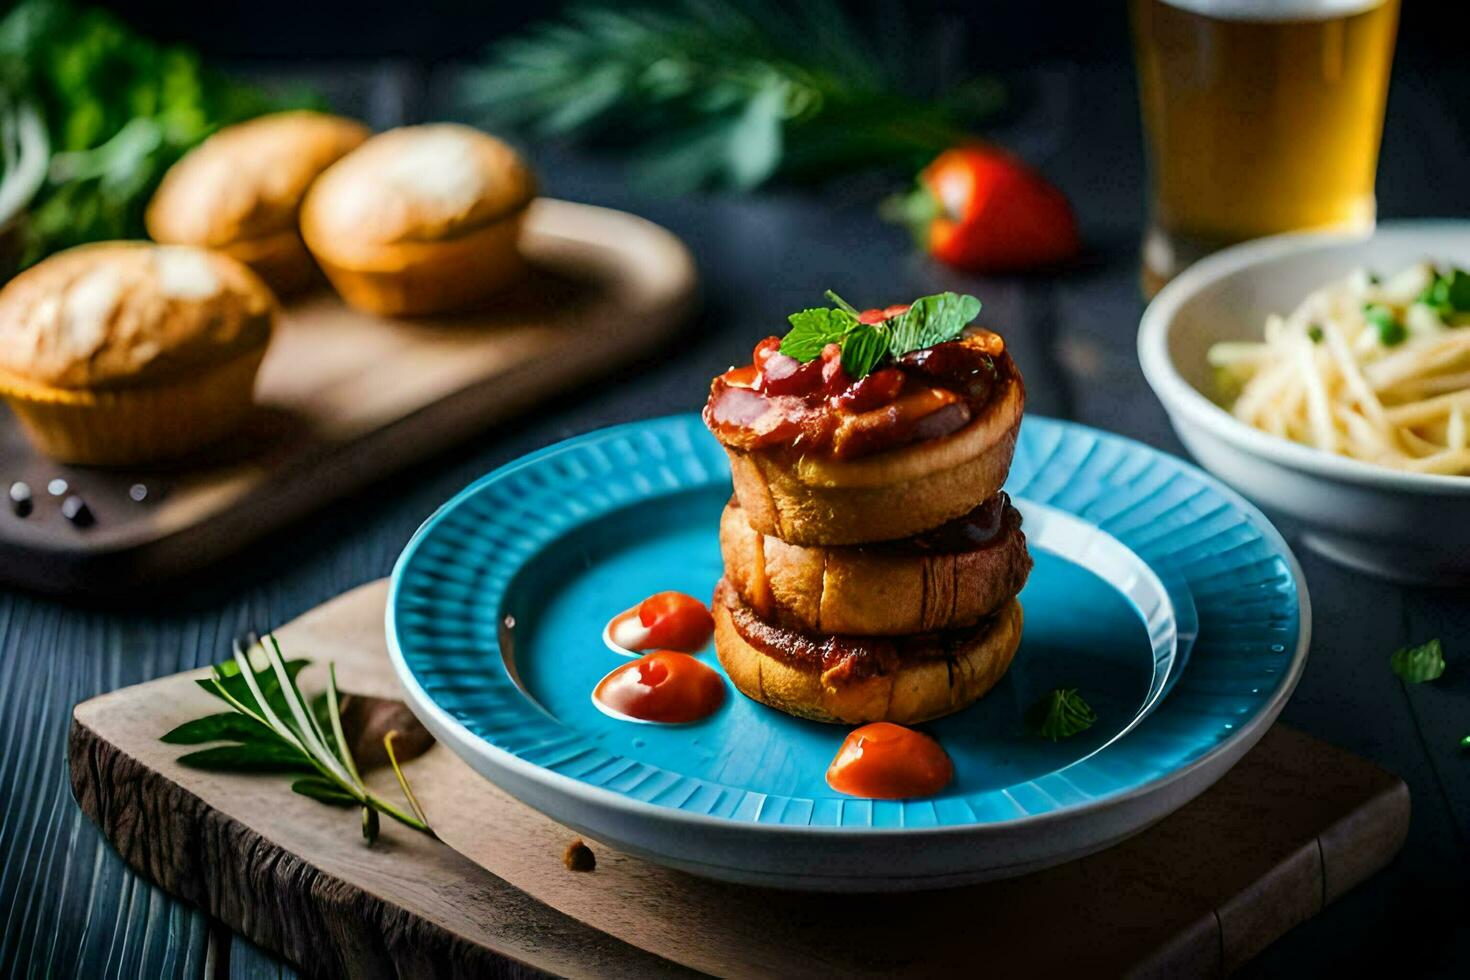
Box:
780, 307, 858, 362
887, 292, 983, 356
1026, 688, 1096, 741
1391, 638, 1445, 683
840, 323, 889, 379
776, 290, 984, 379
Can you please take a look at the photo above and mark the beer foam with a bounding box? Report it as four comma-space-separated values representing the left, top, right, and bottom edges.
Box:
1158, 0, 1384, 20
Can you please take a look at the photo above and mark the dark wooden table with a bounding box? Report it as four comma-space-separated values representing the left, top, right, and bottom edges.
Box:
2, 61, 1467, 978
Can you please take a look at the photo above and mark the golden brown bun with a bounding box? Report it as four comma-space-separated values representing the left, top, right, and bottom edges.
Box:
299, 124, 535, 315
713, 580, 1022, 725
145, 111, 370, 294
0, 242, 275, 389
0, 242, 275, 464
720, 496, 1031, 635
212, 230, 320, 297
305, 211, 525, 316
0, 347, 267, 465
724, 373, 1024, 545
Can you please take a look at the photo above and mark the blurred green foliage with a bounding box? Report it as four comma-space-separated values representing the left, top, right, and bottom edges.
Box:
0, 0, 313, 269
462, 0, 1003, 192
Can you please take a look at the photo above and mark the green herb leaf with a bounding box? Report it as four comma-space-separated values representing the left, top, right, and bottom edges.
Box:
1417, 268, 1470, 315
840, 323, 889, 379
1364, 304, 1406, 347
1390, 638, 1445, 684
1026, 688, 1097, 741
176, 742, 317, 774
780, 307, 858, 362
292, 777, 359, 807
460, 2, 1003, 192
1448, 269, 1470, 312
1416, 280, 1443, 311
197, 655, 309, 720
0, 0, 316, 267
161, 712, 276, 745
778, 290, 983, 379
886, 292, 983, 357
165, 632, 434, 844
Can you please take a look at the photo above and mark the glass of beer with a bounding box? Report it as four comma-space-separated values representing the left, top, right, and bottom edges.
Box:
1131, 0, 1399, 295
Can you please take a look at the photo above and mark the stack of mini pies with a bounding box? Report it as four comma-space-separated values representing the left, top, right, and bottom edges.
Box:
707, 340, 1033, 725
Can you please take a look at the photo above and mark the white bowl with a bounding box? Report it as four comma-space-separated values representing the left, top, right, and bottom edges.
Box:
1138, 221, 1470, 585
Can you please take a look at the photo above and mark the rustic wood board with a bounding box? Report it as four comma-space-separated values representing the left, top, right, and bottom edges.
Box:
0, 199, 696, 595
70, 581, 1409, 979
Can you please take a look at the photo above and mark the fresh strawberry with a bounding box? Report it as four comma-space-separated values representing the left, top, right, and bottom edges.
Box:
888, 145, 1079, 272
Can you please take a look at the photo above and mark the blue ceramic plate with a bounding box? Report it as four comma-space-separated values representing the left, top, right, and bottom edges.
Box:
388, 415, 1308, 890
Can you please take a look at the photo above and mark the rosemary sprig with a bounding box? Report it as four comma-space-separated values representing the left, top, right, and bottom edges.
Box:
162, 633, 433, 844
460, 0, 1003, 191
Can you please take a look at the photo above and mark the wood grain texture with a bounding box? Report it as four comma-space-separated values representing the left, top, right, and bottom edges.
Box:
0, 198, 696, 596
6, 59, 1470, 980
70, 581, 1408, 979
69, 582, 693, 980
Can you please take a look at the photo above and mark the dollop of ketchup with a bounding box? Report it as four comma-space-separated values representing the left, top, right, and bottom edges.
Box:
825, 722, 954, 799
604, 591, 715, 655
594, 651, 725, 724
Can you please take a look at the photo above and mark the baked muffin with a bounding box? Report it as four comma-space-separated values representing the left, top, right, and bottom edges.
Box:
146, 111, 370, 295
0, 242, 276, 465
299, 123, 536, 315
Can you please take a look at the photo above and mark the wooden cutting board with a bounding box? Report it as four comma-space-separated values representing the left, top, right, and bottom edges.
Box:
0, 199, 696, 595
68, 580, 1410, 978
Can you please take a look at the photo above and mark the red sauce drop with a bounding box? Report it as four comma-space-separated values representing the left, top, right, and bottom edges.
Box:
637, 592, 715, 651
594, 651, 725, 724
825, 722, 954, 799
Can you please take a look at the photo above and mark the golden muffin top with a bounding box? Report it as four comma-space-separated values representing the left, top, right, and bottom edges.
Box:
300, 124, 535, 260
0, 243, 276, 390
146, 111, 371, 248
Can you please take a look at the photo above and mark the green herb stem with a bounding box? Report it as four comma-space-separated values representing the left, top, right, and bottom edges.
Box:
824, 289, 859, 316
383, 730, 433, 833
360, 789, 432, 834
326, 664, 363, 786
172, 633, 434, 842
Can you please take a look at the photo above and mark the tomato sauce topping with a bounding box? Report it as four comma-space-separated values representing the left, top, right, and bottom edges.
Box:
825, 722, 954, 799
605, 591, 715, 654
594, 651, 725, 724
704, 321, 1009, 460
